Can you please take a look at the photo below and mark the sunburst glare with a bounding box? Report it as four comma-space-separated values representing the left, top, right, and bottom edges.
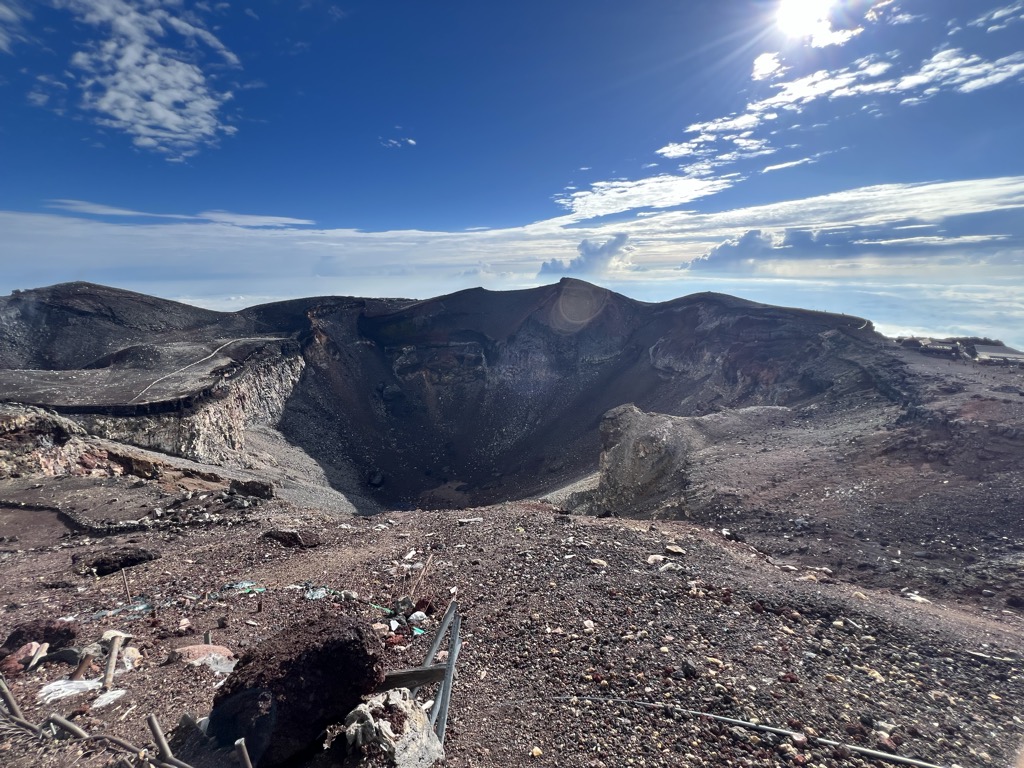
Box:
776, 0, 835, 38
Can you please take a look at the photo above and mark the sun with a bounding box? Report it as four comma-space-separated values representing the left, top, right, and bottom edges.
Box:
776, 0, 834, 38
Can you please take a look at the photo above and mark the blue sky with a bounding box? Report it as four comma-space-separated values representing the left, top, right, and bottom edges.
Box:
1, 0, 1023, 346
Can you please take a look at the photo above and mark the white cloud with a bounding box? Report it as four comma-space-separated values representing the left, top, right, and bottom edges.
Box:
969, 1, 1024, 32
650, 42, 1024, 190
539, 234, 631, 277
380, 137, 417, 148
686, 113, 761, 134
897, 48, 1024, 96
752, 52, 786, 81
0, 0, 29, 53
864, 0, 897, 23
762, 157, 815, 173
887, 13, 926, 25
56, 0, 239, 159
554, 174, 735, 221
809, 24, 863, 48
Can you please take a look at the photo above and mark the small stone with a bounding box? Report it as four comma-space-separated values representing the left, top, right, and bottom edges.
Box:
531, 746, 543, 758
664, 544, 685, 555
647, 555, 666, 565
589, 558, 608, 568
262, 529, 322, 548
121, 646, 144, 669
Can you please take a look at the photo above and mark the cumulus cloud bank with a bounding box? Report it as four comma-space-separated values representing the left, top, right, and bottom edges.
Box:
538, 234, 631, 277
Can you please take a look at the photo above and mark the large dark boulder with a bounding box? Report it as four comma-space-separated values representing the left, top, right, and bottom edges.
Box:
0, 618, 79, 661
71, 546, 159, 577
208, 613, 384, 767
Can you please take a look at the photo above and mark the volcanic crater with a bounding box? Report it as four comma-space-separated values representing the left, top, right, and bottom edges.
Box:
1, 280, 1023, 768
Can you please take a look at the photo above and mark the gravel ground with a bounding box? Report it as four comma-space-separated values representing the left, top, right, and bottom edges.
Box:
1, 486, 1022, 768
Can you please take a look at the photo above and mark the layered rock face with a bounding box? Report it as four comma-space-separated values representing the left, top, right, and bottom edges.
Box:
76, 351, 306, 464
0, 279, 902, 507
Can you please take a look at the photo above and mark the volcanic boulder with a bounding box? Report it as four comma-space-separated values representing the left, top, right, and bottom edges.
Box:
71, 546, 159, 577
0, 618, 79, 661
208, 613, 384, 767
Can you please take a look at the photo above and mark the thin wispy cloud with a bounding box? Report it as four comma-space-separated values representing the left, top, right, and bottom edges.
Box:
47, 199, 314, 227
380, 137, 417, 148
969, 1, 1024, 32
554, 175, 735, 220
762, 157, 816, 174
555, 2, 1024, 225
197, 211, 316, 227
54, 0, 240, 159
48, 198, 193, 218
0, 0, 29, 54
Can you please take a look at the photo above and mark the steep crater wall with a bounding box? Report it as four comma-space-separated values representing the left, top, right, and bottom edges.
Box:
74, 350, 306, 465
275, 282, 901, 507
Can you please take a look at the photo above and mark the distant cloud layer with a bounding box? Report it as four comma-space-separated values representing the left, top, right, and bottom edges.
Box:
3, 173, 1024, 346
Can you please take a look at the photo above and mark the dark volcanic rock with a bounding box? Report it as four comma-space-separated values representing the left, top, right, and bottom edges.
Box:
208, 613, 384, 767
230, 478, 276, 500
262, 528, 322, 548
71, 546, 159, 577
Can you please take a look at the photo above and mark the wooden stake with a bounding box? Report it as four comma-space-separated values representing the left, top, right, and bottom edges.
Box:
121, 568, 132, 602
102, 635, 124, 691
410, 553, 434, 598
70, 653, 94, 681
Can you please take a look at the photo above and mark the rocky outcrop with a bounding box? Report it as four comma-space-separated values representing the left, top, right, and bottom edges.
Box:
0, 405, 88, 478
570, 404, 792, 517
73, 351, 305, 465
